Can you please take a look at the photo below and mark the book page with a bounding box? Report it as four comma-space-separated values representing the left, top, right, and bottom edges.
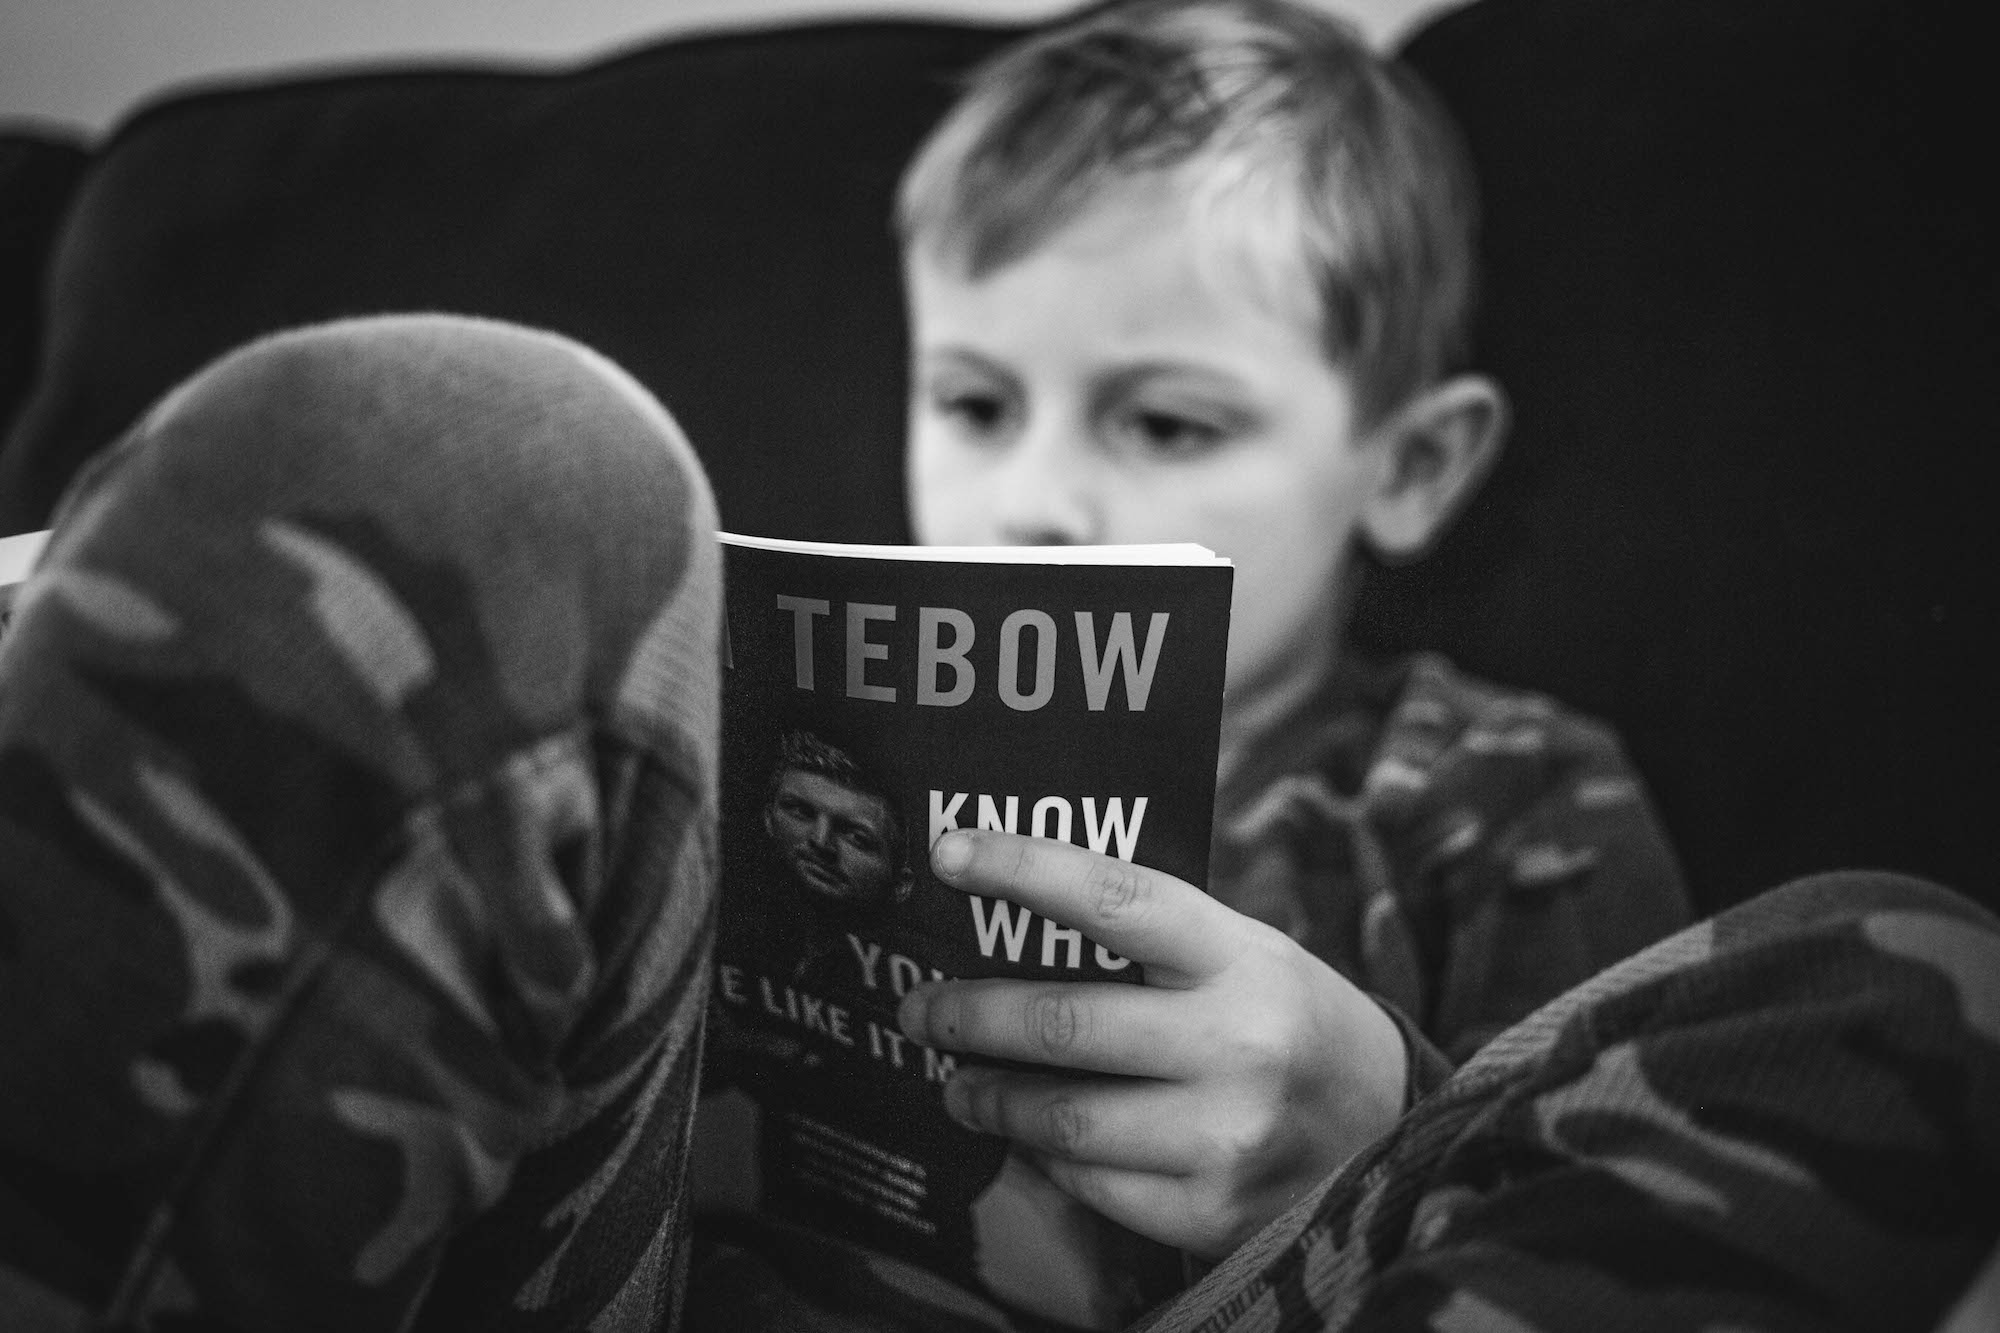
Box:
0, 529, 50, 631
722, 531, 1227, 566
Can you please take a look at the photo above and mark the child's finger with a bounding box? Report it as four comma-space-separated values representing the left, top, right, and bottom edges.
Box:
900, 976, 1209, 1077
928, 828, 1247, 979
939, 1066, 1193, 1174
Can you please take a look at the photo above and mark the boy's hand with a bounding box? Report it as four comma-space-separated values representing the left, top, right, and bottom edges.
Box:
898, 828, 1408, 1260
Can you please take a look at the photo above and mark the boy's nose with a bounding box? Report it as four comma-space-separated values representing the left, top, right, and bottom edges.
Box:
989, 427, 1102, 546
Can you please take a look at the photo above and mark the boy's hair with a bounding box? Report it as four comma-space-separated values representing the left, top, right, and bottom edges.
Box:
896, 0, 1480, 427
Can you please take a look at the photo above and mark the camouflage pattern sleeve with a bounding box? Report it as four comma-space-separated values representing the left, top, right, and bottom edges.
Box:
1136, 870, 2000, 1333
1384, 658, 1693, 1063
0, 316, 722, 1331
1219, 653, 1692, 1067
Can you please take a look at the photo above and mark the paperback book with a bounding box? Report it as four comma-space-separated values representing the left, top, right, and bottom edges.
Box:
702, 532, 1232, 1327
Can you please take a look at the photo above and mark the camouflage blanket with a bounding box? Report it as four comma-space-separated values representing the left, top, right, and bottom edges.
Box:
1138, 870, 2000, 1333
0, 315, 722, 1331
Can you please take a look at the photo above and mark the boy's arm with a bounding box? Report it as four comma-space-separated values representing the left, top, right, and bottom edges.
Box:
1420, 708, 1691, 1064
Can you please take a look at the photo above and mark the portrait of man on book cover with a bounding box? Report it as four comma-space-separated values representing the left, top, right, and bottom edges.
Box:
714, 722, 976, 1077
707, 722, 1010, 1280
763, 728, 915, 921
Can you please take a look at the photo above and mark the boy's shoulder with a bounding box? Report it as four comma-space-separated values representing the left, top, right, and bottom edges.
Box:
1362, 649, 1627, 763
1343, 649, 1645, 831
1224, 648, 1649, 853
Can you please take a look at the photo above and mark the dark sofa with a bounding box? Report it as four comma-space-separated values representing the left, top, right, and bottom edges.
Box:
0, 0, 1992, 919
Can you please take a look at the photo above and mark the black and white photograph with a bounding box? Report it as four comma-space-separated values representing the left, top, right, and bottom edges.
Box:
2, 0, 1992, 1328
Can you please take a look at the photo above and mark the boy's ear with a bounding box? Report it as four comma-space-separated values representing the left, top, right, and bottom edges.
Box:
1355, 374, 1509, 563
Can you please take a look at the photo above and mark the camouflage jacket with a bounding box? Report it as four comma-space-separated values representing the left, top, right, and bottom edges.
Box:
1210, 651, 1690, 1063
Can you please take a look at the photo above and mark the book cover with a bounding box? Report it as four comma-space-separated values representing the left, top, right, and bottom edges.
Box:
704, 533, 1232, 1327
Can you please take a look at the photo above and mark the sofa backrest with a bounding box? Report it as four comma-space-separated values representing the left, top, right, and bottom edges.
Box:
1387, 0, 1994, 910
0, 131, 91, 444
1, 0, 1991, 916
0, 20, 1015, 546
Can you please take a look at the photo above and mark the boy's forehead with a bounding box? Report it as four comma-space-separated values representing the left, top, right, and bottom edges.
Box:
909, 172, 1324, 350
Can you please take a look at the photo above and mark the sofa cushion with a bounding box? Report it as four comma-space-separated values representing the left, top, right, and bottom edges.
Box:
0, 19, 1014, 545
0, 130, 91, 441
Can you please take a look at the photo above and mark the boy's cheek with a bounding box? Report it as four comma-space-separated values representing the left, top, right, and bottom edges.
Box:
904, 448, 981, 544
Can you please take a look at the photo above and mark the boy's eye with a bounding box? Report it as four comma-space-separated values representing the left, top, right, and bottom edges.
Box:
929, 387, 1013, 438
947, 393, 1006, 430
1119, 407, 1228, 458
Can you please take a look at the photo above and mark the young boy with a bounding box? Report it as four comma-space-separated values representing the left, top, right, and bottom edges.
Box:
900, 0, 1683, 1049
896, 0, 1685, 1225
695, 0, 1688, 1325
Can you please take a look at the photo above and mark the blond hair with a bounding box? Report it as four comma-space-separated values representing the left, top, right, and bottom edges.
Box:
896, 0, 1479, 427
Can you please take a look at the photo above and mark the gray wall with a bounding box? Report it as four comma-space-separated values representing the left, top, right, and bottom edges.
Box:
1, 0, 1454, 135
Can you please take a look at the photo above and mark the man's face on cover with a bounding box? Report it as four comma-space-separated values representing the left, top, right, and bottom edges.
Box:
764, 768, 907, 909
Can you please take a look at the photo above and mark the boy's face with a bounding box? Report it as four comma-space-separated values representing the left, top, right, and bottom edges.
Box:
905, 188, 1384, 700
